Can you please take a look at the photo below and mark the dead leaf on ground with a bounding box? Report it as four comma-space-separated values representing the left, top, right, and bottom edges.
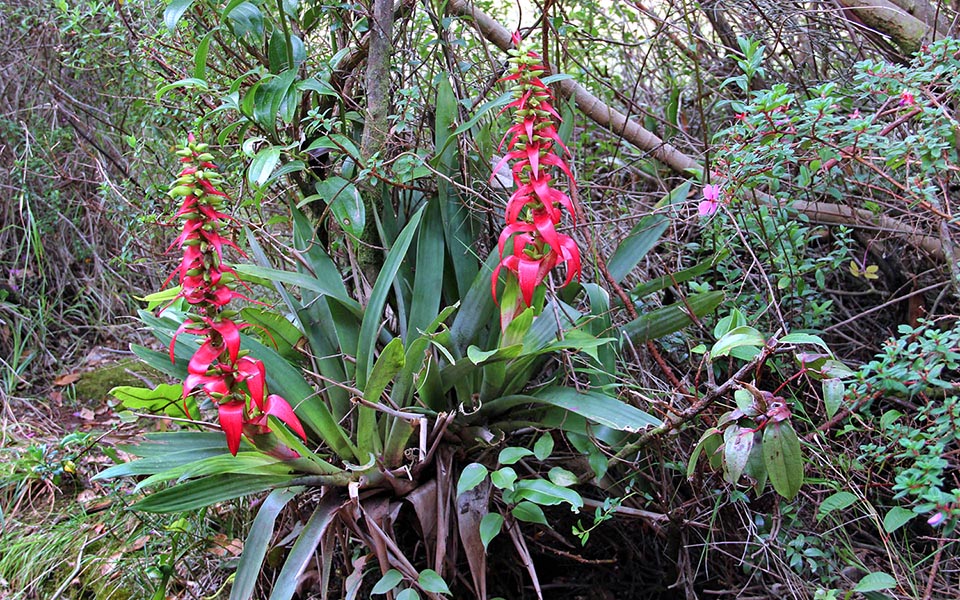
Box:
54, 372, 82, 386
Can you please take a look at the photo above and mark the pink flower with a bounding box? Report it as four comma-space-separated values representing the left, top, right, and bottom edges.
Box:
698, 184, 722, 217
928, 511, 946, 527
900, 91, 915, 106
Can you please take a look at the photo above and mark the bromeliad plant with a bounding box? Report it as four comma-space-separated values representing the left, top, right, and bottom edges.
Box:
98, 41, 724, 600
492, 33, 580, 330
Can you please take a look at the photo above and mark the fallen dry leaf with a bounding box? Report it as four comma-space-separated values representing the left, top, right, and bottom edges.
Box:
54, 372, 82, 386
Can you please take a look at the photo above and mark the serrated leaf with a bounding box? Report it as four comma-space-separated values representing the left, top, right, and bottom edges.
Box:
371, 569, 403, 594
479, 512, 504, 550
816, 491, 857, 522
417, 570, 451, 595
533, 433, 554, 461
762, 421, 804, 500
853, 572, 897, 593
511, 501, 548, 525
457, 463, 488, 498
883, 507, 915, 533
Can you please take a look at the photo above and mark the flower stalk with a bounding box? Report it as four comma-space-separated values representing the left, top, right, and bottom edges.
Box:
166, 135, 305, 455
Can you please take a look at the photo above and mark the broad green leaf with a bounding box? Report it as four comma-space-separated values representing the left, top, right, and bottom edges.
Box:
606, 182, 690, 283
268, 29, 306, 72
531, 387, 661, 432
779, 332, 830, 351
111, 384, 196, 419
134, 474, 294, 512
396, 590, 420, 600
364, 337, 405, 403
723, 426, 754, 484
479, 512, 504, 550
193, 30, 215, 80
230, 487, 303, 600
883, 507, 915, 533
631, 250, 728, 298
417, 570, 451, 595
490, 467, 517, 490
233, 263, 361, 315
372, 570, 403, 594
762, 421, 804, 500
511, 501, 548, 525
253, 69, 297, 134
547, 467, 578, 487
711, 326, 766, 359
225, 1, 264, 40
457, 463, 489, 498
155, 78, 209, 102
513, 479, 583, 510
269, 494, 341, 600
498, 447, 534, 465
816, 491, 857, 522
622, 291, 724, 343
164, 0, 195, 32
304, 134, 360, 159
248, 146, 282, 187
312, 176, 364, 238
134, 452, 291, 491
687, 427, 722, 478
822, 378, 844, 420
533, 433, 554, 461
853, 572, 897, 593
713, 309, 746, 338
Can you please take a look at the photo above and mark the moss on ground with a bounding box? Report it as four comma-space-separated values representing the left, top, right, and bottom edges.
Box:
74, 360, 166, 402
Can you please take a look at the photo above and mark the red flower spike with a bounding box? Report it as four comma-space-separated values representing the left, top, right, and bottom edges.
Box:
163, 135, 307, 457
489, 34, 581, 328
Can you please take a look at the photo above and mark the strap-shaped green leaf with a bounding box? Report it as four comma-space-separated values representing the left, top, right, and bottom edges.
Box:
134, 474, 294, 513
269, 494, 343, 600
621, 290, 723, 343
356, 205, 425, 390
230, 487, 304, 600
606, 181, 690, 284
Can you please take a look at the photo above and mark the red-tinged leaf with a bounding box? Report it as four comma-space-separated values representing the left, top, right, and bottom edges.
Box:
526, 143, 541, 177
218, 401, 246, 455
532, 210, 561, 255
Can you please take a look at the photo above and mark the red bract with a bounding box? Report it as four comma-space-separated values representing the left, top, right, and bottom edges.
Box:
491, 34, 581, 328
166, 136, 305, 455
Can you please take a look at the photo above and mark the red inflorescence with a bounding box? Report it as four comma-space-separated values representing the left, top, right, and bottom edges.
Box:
491, 33, 581, 328
166, 136, 305, 455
